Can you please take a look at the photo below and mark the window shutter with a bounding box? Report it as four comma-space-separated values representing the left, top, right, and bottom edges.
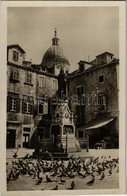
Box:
17, 72, 19, 80
22, 99, 25, 114
33, 102, 38, 118
16, 98, 20, 113
26, 73, 28, 83
48, 101, 50, 114
7, 96, 10, 112
43, 102, 48, 114
30, 101, 34, 114
10, 71, 13, 79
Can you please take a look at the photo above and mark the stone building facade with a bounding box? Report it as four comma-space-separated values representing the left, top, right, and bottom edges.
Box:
7, 44, 58, 149
6, 31, 79, 152
7, 31, 119, 150
67, 52, 119, 148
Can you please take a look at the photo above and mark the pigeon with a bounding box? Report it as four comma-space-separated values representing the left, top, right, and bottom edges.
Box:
52, 184, 58, 190
109, 169, 112, 176
91, 173, 95, 178
60, 177, 66, 184
50, 172, 57, 177
87, 177, 95, 186
71, 180, 75, 190
13, 153, 18, 158
46, 175, 52, 182
12, 149, 19, 158
36, 177, 43, 185
100, 172, 105, 180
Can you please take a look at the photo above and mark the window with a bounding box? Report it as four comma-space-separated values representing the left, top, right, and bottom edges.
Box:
98, 94, 106, 111
10, 70, 19, 81
13, 51, 19, 61
7, 96, 20, 112
38, 101, 44, 114
26, 73, 32, 84
99, 75, 105, 83
22, 96, 33, 114
39, 77, 46, 87
76, 86, 84, 103
53, 80, 58, 90
10, 97, 16, 111
25, 101, 31, 113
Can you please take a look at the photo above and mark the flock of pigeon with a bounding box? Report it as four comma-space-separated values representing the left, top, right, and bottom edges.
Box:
6, 154, 119, 190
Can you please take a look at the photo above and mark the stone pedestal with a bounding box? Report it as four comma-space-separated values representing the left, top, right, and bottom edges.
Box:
61, 134, 80, 152
51, 101, 80, 153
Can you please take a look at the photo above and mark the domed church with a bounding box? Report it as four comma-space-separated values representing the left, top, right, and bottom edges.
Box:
41, 29, 70, 75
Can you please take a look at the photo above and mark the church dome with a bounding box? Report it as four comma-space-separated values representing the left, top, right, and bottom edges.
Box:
41, 29, 70, 69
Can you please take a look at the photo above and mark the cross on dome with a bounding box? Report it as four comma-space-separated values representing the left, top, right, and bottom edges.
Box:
54, 28, 57, 38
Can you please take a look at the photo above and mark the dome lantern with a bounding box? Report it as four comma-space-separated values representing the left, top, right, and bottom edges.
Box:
41, 29, 70, 75
52, 28, 59, 46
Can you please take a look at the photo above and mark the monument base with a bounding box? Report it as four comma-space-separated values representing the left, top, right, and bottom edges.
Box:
61, 134, 81, 152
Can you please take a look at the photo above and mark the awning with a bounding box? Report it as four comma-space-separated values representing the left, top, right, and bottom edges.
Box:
78, 118, 115, 131
85, 118, 114, 130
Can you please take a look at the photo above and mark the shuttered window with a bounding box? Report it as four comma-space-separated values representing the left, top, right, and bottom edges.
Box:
76, 105, 85, 125
22, 96, 34, 114
39, 77, 46, 87
53, 80, 58, 90
26, 73, 32, 84
76, 86, 84, 103
10, 70, 19, 81
13, 50, 19, 61
98, 94, 106, 111
38, 101, 44, 114
7, 96, 20, 113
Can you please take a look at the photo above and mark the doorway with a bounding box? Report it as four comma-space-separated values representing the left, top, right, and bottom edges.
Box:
23, 133, 30, 148
7, 129, 16, 148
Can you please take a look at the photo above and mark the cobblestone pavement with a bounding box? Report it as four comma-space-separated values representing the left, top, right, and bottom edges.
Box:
6, 149, 119, 191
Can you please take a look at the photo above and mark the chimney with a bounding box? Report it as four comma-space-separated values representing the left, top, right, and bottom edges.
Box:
96, 52, 114, 66
78, 61, 92, 72
78, 61, 85, 72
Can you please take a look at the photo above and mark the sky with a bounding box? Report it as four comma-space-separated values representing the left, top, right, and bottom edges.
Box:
7, 7, 119, 72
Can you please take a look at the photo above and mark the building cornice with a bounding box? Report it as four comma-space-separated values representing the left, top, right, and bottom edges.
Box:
7, 61, 58, 79
67, 60, 119, 80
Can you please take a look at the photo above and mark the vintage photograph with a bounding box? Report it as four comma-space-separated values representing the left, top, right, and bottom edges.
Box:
1, 3, 125, 194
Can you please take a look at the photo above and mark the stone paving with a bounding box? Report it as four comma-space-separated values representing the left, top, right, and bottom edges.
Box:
6, 149, 119, 191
